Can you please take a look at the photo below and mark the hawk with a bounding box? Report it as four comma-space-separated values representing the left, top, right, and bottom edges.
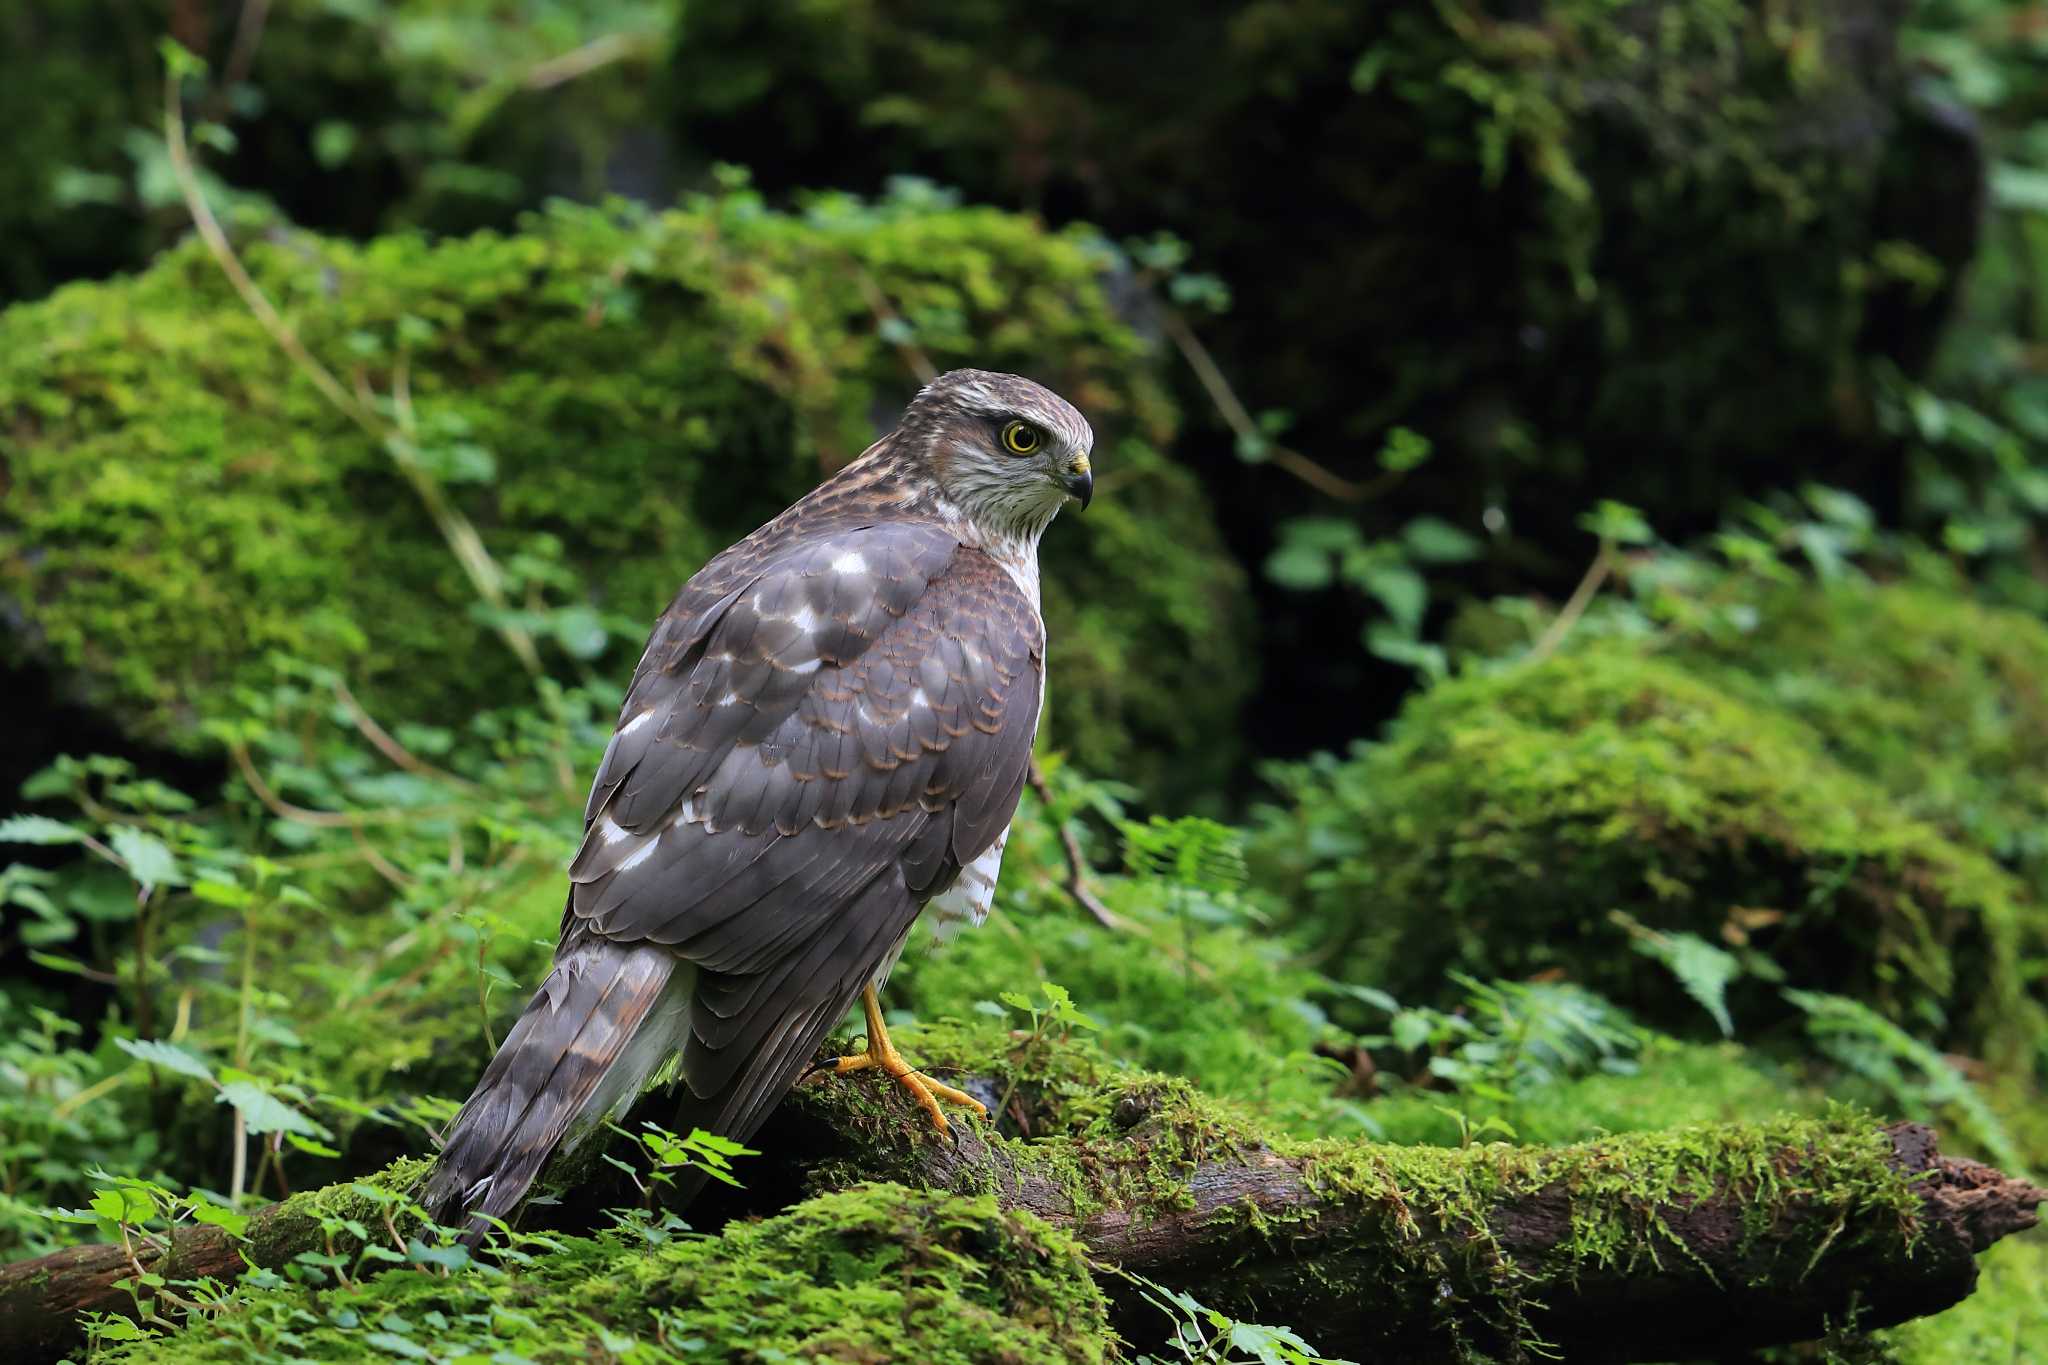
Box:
424, 369, 1093, 1238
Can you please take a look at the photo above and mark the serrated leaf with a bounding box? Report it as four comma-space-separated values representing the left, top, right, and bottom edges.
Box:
86, 1316, 151, 1342
216, 1082, 328, 1138
0, 815, 87, 846
185, 1194, 251, 1238
108, 827, 182, 889
114, 1037, 216, 1084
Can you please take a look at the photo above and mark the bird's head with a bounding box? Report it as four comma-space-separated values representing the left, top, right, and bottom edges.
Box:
896, 369, 1094, 537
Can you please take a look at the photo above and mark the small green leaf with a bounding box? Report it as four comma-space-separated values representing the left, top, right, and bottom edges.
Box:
1377, 426, 1432, 472
1401, 516, 1483, 564
114, 1037, 217, 1084
158, 37, 208, 80
185, 1194, 251, 1238
216, 1082, 329, 1138
87, 1315, 151, 1343
1579, 500, 1654, 546
1264, 541, 1335, 590
1358, 563, 1427, 632
0, 815, 87, 846
109, 827, 182, 889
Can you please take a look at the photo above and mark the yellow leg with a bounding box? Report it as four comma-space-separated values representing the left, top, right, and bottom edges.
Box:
834, 986, 987, 1133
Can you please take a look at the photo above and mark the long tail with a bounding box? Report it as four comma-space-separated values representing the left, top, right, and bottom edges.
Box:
422, 930, 690, 1244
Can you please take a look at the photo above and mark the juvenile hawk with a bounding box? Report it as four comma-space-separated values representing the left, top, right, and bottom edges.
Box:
424, 369, 1093, 1238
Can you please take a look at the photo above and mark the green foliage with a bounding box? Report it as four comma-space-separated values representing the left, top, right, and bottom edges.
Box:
1879, 1236, 2048, 1364
100, 1184, 1111, 1365
0, 186, 1250, 795
1620, 919, 1744, 1038
1255, 639, 2044, 1067
1785, 990, 2026, 1177
1671, 577, 2048, 907
665, 0, 1956, 558
892, 783, 1358, 1137
0, 1, 676, 303
1124, 1270, 1351, 1365
0, 671, 597, 1257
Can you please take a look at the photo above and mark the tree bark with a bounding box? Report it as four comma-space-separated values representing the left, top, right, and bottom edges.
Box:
785, 1094, 2042, 1362
0, 1066, 2039, 1364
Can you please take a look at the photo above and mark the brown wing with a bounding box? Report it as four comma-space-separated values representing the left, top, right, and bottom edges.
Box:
565, 517, 1042, 1144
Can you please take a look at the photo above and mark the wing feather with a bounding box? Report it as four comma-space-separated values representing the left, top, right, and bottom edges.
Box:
558, 517, 1041, 1148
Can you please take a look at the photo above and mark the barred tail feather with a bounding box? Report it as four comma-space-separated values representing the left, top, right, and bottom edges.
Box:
423, 932, 689, 1244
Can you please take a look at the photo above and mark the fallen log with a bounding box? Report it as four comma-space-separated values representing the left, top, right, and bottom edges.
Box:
0, 1041, 2039, 1363
781, 1070, 2043, 1361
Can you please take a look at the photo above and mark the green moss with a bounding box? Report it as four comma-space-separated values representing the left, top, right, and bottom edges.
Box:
109, 1184, 1110, 1364
890, 818, 1350, 1134
1359, 1038, 1830, 1149
1674, 580, 2048, 902
1255, 642, 2044, 1066
234, 1158, 433, 1271
1882, 1233, 2048, 1364
0, 191, 1249, 794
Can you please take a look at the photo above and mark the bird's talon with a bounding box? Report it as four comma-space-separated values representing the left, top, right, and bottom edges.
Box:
833, 987, 984, 1136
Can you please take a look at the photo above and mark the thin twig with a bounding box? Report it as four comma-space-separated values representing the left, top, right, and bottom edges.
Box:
1156, 306, 1398, 504
227, 1110, 248, 1209
347, 824, 413, 890
162, 71, 543, 677
228, 742, 460, 828
1026, 760, 1128, 932
1526, 540, 1615, 664
117, 1225, 204, 1317
215, 0, 271, 109
477, 937, 501, 1054
856, 269, 938, 383
523, 31, 655, 90
332, 679, 480, 793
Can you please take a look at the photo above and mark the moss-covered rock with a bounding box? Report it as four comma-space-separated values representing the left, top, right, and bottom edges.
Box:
1253, 642, 2044, 1063
0, 192, 1250, 794
1671, 579, 2048, 896
104, 1184, 1111, 1364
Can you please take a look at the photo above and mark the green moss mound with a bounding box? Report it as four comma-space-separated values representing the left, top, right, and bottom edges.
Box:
0, 192, 1249, 793
1673, 580, 2048, 891
1882, 1234, 2048, 1365
104, 1184, 1110, 1365
1254, 641, 2043, 1061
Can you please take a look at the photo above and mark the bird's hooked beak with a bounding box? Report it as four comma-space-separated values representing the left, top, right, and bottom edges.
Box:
1063, 452, 1093, 510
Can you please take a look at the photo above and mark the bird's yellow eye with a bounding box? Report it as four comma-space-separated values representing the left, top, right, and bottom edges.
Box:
1001, 420, 1042, 455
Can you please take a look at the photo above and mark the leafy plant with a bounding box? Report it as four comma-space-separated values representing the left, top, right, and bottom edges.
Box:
1123, 1269, 1353, 1365
1785, 990, 2026, 1176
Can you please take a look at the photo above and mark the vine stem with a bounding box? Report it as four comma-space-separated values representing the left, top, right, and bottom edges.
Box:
1527, 538, 1615, 664
1026, 761, 1128, 932
1156, 305, 1397, 504
161, 65, 542, 678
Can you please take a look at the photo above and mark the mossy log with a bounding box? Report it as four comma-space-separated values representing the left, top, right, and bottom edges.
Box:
2, 1050, 2041, 1363
777, 1066, 2045, 1361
